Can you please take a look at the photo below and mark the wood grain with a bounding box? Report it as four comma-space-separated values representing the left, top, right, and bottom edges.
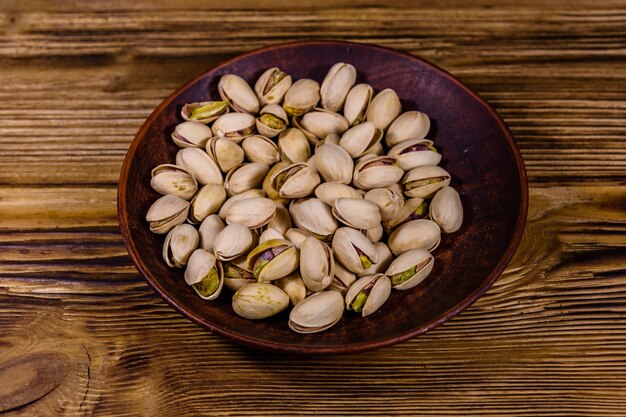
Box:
0, 0, 625, 415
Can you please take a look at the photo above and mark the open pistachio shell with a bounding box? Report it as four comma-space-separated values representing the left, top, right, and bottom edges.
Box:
150, 164, 197, 200
206, 136, 245, 173
218, 74, 260, 114
385, 111, 430, 147
343, 83, 373, 126
363, 187, 405, 222
429, 186, 463, 233
383, 197, 428, 233
289, 291, 344, 334
145, 194, 190, 234
388, 138, 441, 171
246, 239, 299, 282
403, 165, 451, 199
320, 62, 357, 112
232, 283, 289, 319
223, 255, 255, 291
332, 227, 379, 274
181, 100, 229, 124
184, 249, 224, 301
300, 236, 335, 292
171, 121, 213, 148
214, 223, 255, 261
352, 155, 404, 190
163, 224, 199, 268
362, 242, 393, 276
386, 248, 434, 290
254, 67, 292, 106
283, 79, 320, 116
388, 219, 441, 255
211, 112, 256, 143
271, 162, 320, 199
345, 273, 391, 317
256, 104, 288, 138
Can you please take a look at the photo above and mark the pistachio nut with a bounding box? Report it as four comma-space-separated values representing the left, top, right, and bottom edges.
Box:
214, 223, 255, 261
328, 261, 357, 295
266, 202, 292, 235
218, 74, 260, 114
254, 67, 292, 105
224, 197, 276, 229
315, 143, 354, 184
224, 163, 269, 196
277, 128, 311, 163
171, 121, 213, 148
297, 109, 350, 142
259, 227, 284, 244
362, 241, 393, 275
255, 104, 288, 138
188, 183, 227, 224
386, 248, 434, 290
232, 283, 289, 319
184, 249, 224, 300
363, 187, 405, 221
246, 239, 299, 282
285, 227, 309, 249
275, 271, 307, 306
262, 162, 291, 204
388, 139, 441, 170
283, 78, 320, 116
385, 111, 430, 147
175, 147, 223, 185
345, 273, 391, 317
339, 121, 383, 158
162, 224, 199, 268
242, 135, 280, 165
316, 133, 341, 149
315, 182, 362, 207
429, 186, 463, 233
352, 155, 404, 190
205, 136, 245, 173
181, 101, 229, 124
145, 194, 189, 234
218, 188, 265, 219
320, 62, 357, 112
388, 219, 441, 255
343, 83, 373, 126
300, 236, 335, 292
150, 164, 197, 200
289, 198, 339, 242
383, 197, 429, 232
289, 291, 344, 334
365, 88, 402, 131
211, 112, 256, 143
270, 162, 320, 199
365, 223, 384, 243
332, 197, 381, 230
223, 255, 255, 291
366, 141, 385, 156
198, 214, 225, 253
402, 165, 451, 199
332, 227, 379, 274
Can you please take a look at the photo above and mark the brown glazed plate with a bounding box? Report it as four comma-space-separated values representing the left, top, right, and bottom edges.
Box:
118, 40, 528, 354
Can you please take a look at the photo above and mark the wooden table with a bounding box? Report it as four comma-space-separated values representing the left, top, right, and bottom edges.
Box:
1, 1, 625, 415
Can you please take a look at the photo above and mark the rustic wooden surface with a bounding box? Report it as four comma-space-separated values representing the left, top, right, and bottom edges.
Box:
0, 1, 625, 415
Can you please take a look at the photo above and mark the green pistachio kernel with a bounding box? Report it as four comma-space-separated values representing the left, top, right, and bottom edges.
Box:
391, 266, 417, 286
351, 291, 368, 313
253, 259, 270, 279
192, 268, 220, 297
190, 101, 228, 120
260, 113, 286, 130
360, 255, 372, 269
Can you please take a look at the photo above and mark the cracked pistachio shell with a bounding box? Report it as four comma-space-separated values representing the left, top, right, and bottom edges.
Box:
181, 100, 229, 124
246, 239, 299, 282
332, 198, 381, 231
188, 183, 227, 224
266, 202, 292, 235
218, 188, 265, 219
300, 236, 335, 292
206, 136, 245, 173
315, 182, 361, 207
283, 79, 320, 116
328, 261, 357, 294
278, 128, 311, 163
214, 223, 254, 261
429, 186, 463, 233
224, 197, 276, 229
262, 162, 290, 205
332, 227, 379, 274
384, 197, 428, 232
150, 164, 198, 200
218, 74, 259, 114
289, 198, 338, 243
162, 224, 199, 268
298, 109, 350, 142
315, 143, 354, 184
275, 271, 307, 306
259, 227, 284, 244
389, 138, 441, 171
242, 135, 280, 165
255, 104, 288, 138
388, 219, 441, 255
224, 163, 269, 196
198, 214, 225, 253
175, 148, 223, 185
362, 242, 392, 276
386, 248, 434, 290
223, 255, 255, 291
385, 111, 431, 147
343, 83, 373, 126
339, 121, 383, 158
365, 223, 384, 243
345, 273, 391, 317
320, 62, 357, 112
184, 249, 224, 300
289, 291, 344, 334
145, 194, 189, 234
211, 113, 256, 143
171, 121, 213, 148
285, 228, 309, 249
353, 155, 404, 190
254, 67, 292, 105
403, 165, 451, 199
271, 162, 320, 199
363, 187, 404, 222
232, 283, 289, 319
365, 88, 402, 131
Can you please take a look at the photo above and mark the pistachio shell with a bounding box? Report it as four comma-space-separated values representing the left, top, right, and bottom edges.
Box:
289, 291, 344, 333
363, 187, 404, 222
332, 198, 381, 230
246, 239, 299, 282
386, 248, 434, 290
171, 121, 213, 148
289, 198, 338, 242
218, 74, 260, 114
224, 163, 269, 196
198, 214, 225, 253
218, 188, 265, 219
388, 219, 441, 255
385, 111, 431, 146
145, 194, 189, 234
175, 148, 223, 185
343, 83, 373, 126
315, 182, 362, 207
224, 197, 276, 229
429, 186, 463, 233
345, 274, 391, 317
211, 113, 256, 143
266, 202, 292, 235
181, 100, 229, 124
299, 109, 350, 141
277, 128, 311, 163
339, 121, 383, 158
242, 135, 280, 165
255, 104, 288, 138
271, 162, 320, 199
365, 88, 401, 130
184, 249, 224, 300
206, 136, 245, 173
332, 227, 379, 274
362, 242, 393, 275
383, 197, 428, 232
388, 139, 441, 170
320, 63, 357, 111
352, 155, 404, 190
300, 236, 335, 291
232, 283, 289, 319
214, 223, 254, 261
365, 223, 384, 243
188, 183, 227, 223
223, 255, 255, 291
275, 272, 307, 306
402, 165, 451, 198
150, 164, 197, 200
262, 162, 291, 204
315, 143, 354, 184
259, 227, 284, 244
283, 79, 320, 116
254, 67, 292, 105
329, 261, 357, 294
163, 224, 199, 268
285, 228, 309, 249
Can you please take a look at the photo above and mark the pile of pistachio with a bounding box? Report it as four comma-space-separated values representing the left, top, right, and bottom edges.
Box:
145, 63, 463, 333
